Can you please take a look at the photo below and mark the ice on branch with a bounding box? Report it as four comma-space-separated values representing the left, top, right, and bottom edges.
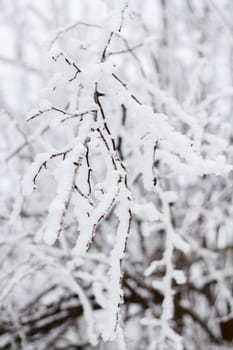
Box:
22, 152, 51, 196
43, 148, 83, 245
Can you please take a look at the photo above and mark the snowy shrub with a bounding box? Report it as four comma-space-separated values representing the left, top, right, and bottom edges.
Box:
0, 1, 233, 349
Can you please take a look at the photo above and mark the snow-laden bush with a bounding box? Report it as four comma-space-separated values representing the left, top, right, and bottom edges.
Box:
1, 1, 233, 349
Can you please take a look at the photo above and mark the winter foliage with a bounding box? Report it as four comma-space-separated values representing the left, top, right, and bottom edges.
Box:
1, 0, 233, 349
